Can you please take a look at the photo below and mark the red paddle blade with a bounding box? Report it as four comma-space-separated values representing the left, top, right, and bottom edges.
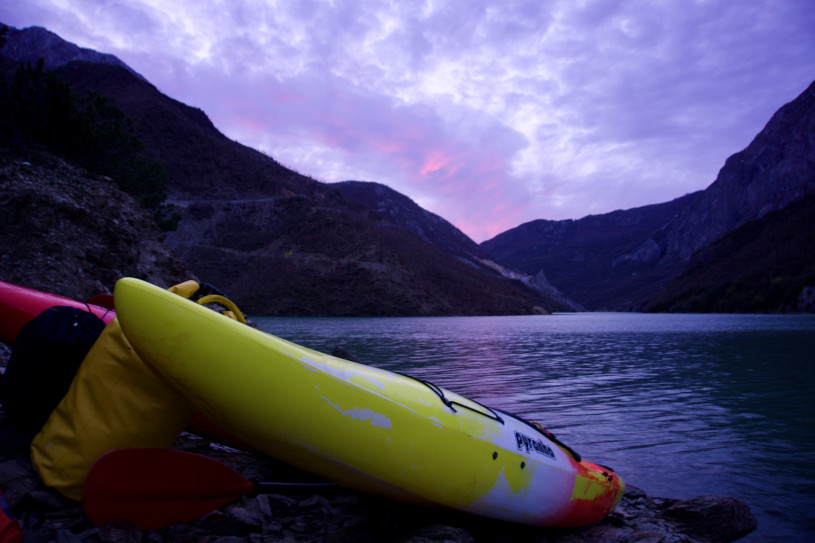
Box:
87, 293, 115, 310
84, 448, 254, 530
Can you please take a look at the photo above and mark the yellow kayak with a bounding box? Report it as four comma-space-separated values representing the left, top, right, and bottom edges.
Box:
114, 278, 624, 526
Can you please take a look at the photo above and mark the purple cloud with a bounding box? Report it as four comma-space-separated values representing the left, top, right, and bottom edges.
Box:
2, 0, 814, 241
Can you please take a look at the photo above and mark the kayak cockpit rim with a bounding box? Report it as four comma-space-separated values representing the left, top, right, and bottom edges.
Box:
393, 370, 585, 464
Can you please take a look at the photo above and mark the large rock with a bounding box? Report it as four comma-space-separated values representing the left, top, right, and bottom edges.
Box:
0, 151, 192, 299
659, 495, 758, 543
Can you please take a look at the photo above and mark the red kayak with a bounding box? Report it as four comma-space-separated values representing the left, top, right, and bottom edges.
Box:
0, 280, 115, 345
0, 279, 249, 450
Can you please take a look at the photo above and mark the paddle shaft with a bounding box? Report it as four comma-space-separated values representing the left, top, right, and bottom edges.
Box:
253, 481, 335, 493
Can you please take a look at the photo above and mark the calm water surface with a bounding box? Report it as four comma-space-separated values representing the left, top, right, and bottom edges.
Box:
254, 313, 815, 542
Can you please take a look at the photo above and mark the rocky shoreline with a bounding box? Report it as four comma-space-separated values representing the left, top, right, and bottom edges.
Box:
0, 344, 756, 542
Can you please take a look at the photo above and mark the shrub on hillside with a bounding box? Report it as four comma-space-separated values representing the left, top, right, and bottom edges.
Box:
0, 58, 177, 230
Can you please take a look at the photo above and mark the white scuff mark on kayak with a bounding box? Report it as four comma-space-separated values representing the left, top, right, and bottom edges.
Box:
470, 462, 575, 523
294, 357, 433, 421
299, 356, 386, 391
428, 416, 444, 428
300, 356, 320, 373
322, 397, 392, 429
463, 469, 531, 519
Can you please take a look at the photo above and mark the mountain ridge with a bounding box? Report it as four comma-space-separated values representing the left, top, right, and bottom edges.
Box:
0, 23, 571, 315
650, 79, 815, 263
481, 193, 701, 309
482, 80, 815, 312
1, 25, 145, 81
3, 22, 812, 314
644, 192, 815, 313
334, 180, 584, 311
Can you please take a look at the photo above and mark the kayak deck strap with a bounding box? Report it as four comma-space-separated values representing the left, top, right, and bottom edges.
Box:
394, 372, 505, 424
84, 302, 114, 321
395, 371, 585, 464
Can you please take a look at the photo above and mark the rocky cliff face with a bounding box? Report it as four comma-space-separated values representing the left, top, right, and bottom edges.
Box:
483, 80, 815, 311
0, 151, 191, 299
651, 79, 815, 263
481, 194, 699, 310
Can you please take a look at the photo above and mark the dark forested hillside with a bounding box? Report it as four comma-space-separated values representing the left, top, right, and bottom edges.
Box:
480, 194, 700, 310
0, 58, 174, 227
334, 181, 499, 266
645, 192, 815, 313
0, 25, 567, 315
54, 61, 318, 202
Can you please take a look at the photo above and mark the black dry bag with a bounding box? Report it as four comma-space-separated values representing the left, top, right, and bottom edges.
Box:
0, 305, 106, 433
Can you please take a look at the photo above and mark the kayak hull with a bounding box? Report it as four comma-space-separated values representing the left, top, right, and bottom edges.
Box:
114, 278, 624, 526
0, 280, 114, 345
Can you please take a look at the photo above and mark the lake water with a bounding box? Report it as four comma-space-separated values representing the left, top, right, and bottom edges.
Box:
253, 313, 815, 542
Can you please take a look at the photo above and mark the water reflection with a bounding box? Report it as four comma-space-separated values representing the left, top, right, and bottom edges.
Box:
255, 313, 815, 542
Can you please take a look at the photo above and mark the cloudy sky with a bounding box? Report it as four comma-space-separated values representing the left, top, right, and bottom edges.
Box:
2, 1, 815, 241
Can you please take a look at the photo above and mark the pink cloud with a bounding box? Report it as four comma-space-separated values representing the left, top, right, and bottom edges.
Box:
419, 152, 450, 176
